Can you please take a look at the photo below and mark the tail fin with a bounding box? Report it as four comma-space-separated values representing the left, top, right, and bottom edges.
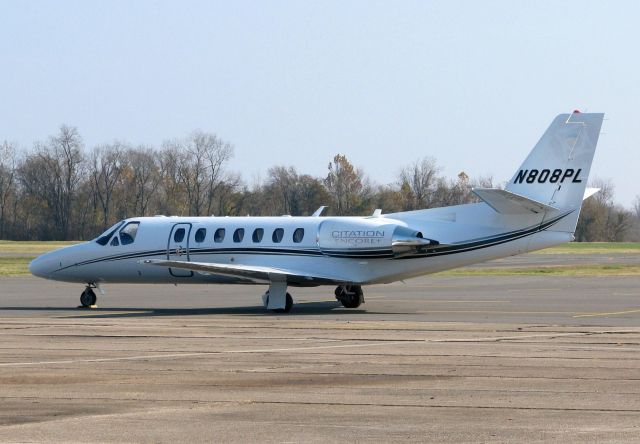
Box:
505, 112, 604, 233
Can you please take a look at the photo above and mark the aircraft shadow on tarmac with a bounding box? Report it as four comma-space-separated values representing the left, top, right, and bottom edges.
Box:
0, 301, 404, 318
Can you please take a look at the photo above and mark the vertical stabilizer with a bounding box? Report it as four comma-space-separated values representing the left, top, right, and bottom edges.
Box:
505, 112, 604, 233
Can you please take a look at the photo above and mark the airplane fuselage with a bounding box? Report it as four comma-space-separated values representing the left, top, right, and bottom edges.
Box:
31, 207, 572, 286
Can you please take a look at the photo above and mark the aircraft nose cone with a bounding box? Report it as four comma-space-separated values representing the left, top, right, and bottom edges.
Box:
28, 256, 45, 278
29, 255, 55, 279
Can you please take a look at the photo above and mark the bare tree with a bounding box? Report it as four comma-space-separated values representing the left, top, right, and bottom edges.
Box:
167, 131, 234, 216
54, 126, 85, 238
325, 154, 364, 215
266, 166, 299, 215
398, 157, 440, 210
605, 205, 633, 241
369, 184, 404, 214
176, 138, 207, 216
0, 141, 16, 238
200, 132, 233, 216
212, 173, 243, 216
127, 146, 162, 216
157, 144, 184, 215
18, 126, 84, 239
264, 166, 331, 216
91, 143, 124, 228
296, 174, 331, 215
575, 179, 633, 241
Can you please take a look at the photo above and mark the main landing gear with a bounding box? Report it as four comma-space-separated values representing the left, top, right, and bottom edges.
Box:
261, 283, 365, 313
262, 280, 294, 313
262, 291, 293, 313
80, 284, 97, 308
335, 285, 364, 309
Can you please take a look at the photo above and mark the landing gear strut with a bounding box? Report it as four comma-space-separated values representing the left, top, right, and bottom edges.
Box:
335, 285, 364, 308
80, 285, 97, 308
263, 291, 293, 313
262, 280, 294, 313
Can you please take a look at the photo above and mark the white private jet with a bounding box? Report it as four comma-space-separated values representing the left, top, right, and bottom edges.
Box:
29, 112, 604, 312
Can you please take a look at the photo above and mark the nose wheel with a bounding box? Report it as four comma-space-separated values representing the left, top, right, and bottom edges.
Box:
80, 286, 97, 308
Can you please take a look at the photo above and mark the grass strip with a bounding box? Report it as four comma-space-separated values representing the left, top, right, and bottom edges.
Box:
0, 257, 34, 277
437, 264, 640, 277
536, 242, 640, 254
0, 241, 79, 255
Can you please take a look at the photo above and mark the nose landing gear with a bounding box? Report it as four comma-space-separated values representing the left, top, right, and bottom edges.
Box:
79, 285, 97, 308
335, 285, 364, 308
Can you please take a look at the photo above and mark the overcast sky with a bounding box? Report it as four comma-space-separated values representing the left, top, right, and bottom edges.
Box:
1, 0, 638, 206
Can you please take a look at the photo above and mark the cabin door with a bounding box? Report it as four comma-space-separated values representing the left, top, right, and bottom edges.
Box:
167, 223, 193, 277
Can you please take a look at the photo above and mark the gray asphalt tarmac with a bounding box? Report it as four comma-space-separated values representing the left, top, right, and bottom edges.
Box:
1, 253, 639, 442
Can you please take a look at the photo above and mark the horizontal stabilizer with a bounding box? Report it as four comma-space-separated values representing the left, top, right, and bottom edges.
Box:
472, 188, 559, 215
583, 188, 600, 200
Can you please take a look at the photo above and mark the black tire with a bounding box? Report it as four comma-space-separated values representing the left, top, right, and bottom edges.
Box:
337, 285, 364, 309
80, 288, 96, 307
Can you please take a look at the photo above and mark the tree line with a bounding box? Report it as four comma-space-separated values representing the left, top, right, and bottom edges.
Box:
0, 125, 637, 241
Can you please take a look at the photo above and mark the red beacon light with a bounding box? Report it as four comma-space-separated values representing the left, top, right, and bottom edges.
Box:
573, 109, 581, 113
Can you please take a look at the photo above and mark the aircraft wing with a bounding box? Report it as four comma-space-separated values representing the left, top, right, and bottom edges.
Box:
142, 259, 342, 285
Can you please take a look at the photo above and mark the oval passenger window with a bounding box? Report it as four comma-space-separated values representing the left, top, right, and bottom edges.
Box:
194, 228, 206, 243
233, 228, 245, 243
293, 228, 304, 243
272, 228, 284, 243
252, 228, 264, 243
214, 228, 225, 243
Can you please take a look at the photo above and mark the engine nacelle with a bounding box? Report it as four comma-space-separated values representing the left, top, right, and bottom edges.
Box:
317, 219, 437, 258
390, 226, 439, 255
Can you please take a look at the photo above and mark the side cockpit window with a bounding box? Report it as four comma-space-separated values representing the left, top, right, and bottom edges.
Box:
95, 221, 124, 246
119, 222, 140, 245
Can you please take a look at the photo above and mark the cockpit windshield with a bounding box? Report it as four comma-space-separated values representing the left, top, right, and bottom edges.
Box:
95, 221, 125, 246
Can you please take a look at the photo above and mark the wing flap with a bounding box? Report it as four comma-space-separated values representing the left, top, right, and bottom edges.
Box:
473, 188, 559, 215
